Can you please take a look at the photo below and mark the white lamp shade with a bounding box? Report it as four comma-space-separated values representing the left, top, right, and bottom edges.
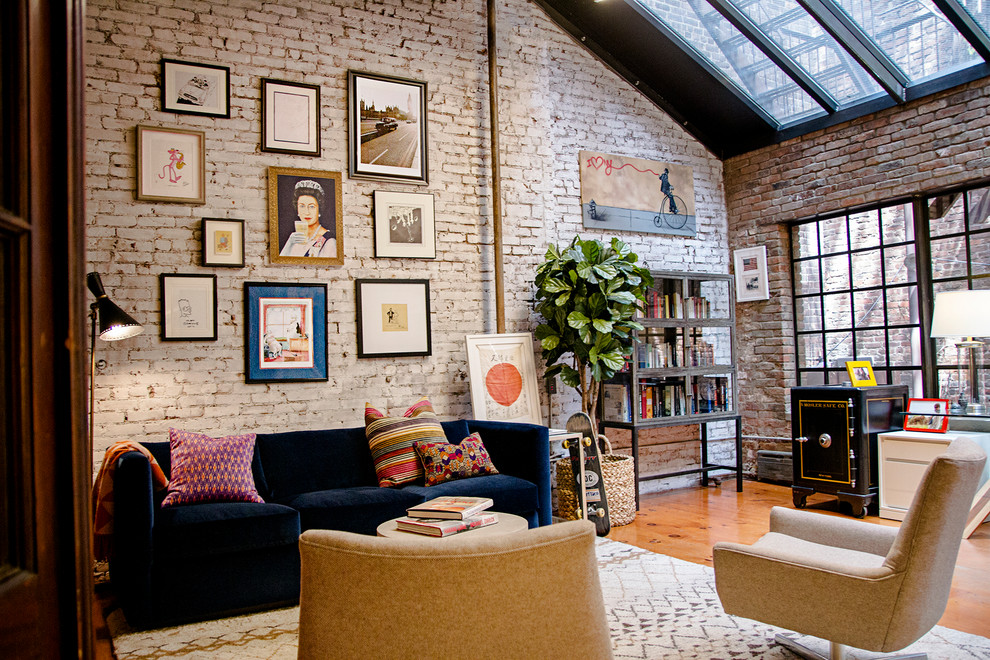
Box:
930, 290, 990, 338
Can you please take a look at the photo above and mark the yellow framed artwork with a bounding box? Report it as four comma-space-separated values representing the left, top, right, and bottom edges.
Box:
845, 360, 877, 387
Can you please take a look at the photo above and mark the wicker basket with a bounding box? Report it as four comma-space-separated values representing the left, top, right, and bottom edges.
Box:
555, 436, 636, 527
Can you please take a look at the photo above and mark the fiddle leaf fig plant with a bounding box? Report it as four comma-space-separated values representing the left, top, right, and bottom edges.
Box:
534, 236, 653, 429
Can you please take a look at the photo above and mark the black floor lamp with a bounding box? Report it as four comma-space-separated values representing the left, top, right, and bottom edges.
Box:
87, 272, 144, 450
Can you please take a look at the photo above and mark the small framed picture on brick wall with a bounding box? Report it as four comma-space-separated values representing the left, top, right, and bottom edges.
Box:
201, 218, 244, 267
160, 273, 217, 341
136, 125, 206, 204
261, 78, 321, 156
161, 59, 230, 118
733, 245, 769, 302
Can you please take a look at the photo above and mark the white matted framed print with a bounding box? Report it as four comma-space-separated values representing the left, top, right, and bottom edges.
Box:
465, 333, 542, 425
201, 218, 244, 267
348, 71, 428, 185
733, 245, 769, 302
136, 125, 206, 204
160, 273, 217, 341
355, 279, 431, 358
161, 59, 230, 118
373, 191, 436, 259
261, 78, 321, 156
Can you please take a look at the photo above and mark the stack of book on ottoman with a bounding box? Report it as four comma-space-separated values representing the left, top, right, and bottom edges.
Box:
395, 496, 497, 537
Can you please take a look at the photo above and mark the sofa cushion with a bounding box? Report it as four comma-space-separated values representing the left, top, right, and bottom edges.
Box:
161, 429, 265, 508
440, 420, 471, 443
400, 474, 538, 517
256, 427, 377, 501
365, 398, 446, 487
414, 432, 499, 486
284, 486, 425, 535
154, 501, 300, 560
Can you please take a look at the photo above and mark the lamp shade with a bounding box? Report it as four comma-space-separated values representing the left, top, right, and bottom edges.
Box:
87, 271, 144, 341
930, 290, 990, 338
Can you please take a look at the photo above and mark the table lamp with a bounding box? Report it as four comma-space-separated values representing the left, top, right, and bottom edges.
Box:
930, 290, 990, 414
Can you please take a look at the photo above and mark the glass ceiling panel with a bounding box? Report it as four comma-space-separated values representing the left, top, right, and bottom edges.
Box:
956, 1, 990, 39
632, 0, 825, 125
833, 0, 983, 83
731, 0, 885, 107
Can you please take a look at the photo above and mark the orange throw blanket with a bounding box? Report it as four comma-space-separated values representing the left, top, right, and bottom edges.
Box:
92, 440, 169, 561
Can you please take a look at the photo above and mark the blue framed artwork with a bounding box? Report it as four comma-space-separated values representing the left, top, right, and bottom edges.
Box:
244, 281, 327, 383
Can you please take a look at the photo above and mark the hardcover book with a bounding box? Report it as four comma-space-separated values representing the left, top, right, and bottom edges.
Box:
395, 512, 499, 537
406, 495, 494, 519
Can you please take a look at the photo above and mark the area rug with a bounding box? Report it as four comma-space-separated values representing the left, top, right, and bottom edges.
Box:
109, 538, 990, 659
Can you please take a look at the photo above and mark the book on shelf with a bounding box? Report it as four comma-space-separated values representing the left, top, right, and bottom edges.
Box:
602, 383, 631, 422
394, 512, 499, 537
406, 496, 494, 520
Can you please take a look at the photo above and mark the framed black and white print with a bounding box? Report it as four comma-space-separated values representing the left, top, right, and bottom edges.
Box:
355, 279, 431, 358
201, 218, 244, 267
244, 282, 328, 383
161, 59, 230, 117
261, 78, 321, 156
160, 273, 217, 341
348, 71, 428, 185
373, 191, 436, 259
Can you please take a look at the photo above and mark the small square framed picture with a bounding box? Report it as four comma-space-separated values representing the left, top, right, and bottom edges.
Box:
355, 279, 431, 358
161, 59, 230, 117
136, 125, 206, 204
201, 218, 244, 267
904, 398, 950, 433
160, 274, 217, 341
373, 191, 436, 259
845, 360, 877, 387
261, 78, 321, 156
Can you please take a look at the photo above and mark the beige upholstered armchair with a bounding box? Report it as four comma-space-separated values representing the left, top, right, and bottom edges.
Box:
297, 519, 613, 660
713, 438, 986, 660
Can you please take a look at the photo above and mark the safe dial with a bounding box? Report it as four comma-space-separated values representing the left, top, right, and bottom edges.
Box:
818, 433, 832, 448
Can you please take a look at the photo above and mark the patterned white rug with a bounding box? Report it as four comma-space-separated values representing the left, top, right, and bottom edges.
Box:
110, 538, 990, 659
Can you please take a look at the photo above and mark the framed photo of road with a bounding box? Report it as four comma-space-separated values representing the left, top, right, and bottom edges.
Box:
348, 71, 428, 185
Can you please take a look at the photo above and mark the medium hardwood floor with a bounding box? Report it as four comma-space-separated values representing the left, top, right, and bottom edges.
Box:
607, 479, 990, 638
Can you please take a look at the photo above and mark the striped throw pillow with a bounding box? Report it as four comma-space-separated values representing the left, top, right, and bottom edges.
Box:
365, 397, 446, 487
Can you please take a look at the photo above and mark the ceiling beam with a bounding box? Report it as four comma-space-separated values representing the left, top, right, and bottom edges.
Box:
933, 0, 990, 62
799, 0, 908, 103
707, 0, 839, 114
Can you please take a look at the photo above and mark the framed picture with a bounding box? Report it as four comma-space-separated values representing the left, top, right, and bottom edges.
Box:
136, 125, 206, 204
201, 218, 244, 267
261, 78, 321, 156
160, 59, 230, 117
904, 398, 950, 433
846, 360, 877, 387
347, 70, 428, 185
267, 166, 343, 266
244, 282, 328, 383
159, 274, 217, 341
373, 191, 436, 259
465, 333, 543, 425
734, 245, 769, 302
355, 279, 431, 358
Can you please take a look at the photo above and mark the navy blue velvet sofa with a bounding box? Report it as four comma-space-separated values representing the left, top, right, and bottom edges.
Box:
109, 419, 551, 629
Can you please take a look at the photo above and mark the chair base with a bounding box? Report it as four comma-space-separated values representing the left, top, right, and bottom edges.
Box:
775, 633, 927, 660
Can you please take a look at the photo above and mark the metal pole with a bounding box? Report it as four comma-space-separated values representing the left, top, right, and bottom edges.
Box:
487, 0, 505, 333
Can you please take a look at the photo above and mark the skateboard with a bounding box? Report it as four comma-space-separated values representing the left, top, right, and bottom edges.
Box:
564, 412, 611, 536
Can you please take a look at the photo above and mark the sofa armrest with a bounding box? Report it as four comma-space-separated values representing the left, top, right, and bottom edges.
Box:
110, 450, 157, 627
466, 420, 551, 526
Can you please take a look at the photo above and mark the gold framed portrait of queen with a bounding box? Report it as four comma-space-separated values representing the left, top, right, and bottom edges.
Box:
267, 166, 343, 266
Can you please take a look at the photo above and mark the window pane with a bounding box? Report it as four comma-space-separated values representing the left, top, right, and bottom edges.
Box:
821, 216, 848, 254
822, 255, 850, 292
798, 334, 823, 369
853, 289, 885, 328
794, 259, 821, 295
881, 203, 912, 244
968, 187, 990, 229
825, 330, 854, 366
801, 371, 826, 386
889, 369, 920, 398
969, 231, 990, 277
848, 210, 879, 249
793, 222, 819, 258
885, 285, 916, 326
823, 292, 851, 328
888, 327, 919, 367
856, 329, 886, 365
883, 244, 916, 285
931, 235, 969, 280
796, 297, 822, 332
929, 193, 966, 237
851, 249, 882, 288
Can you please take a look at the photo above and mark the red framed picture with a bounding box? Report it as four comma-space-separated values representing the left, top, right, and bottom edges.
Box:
903, 398, 950, 433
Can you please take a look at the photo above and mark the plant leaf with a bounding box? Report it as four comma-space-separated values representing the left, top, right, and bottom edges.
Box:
567, 311, 590, 328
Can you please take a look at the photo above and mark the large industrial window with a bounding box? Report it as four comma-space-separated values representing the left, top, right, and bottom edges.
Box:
791, 181, 990, 399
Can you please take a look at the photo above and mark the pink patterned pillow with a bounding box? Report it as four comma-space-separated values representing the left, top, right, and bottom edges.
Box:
414, 432, 499, 487
161, 428, 265, 508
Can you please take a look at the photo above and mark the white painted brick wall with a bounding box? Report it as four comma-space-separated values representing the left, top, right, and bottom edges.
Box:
86, 0, 728, 485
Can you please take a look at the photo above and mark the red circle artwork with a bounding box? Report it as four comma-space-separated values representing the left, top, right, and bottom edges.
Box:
485, 363, 522, 407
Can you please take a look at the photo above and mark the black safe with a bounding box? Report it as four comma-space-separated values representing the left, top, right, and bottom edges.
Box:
790, 385, 907, 517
